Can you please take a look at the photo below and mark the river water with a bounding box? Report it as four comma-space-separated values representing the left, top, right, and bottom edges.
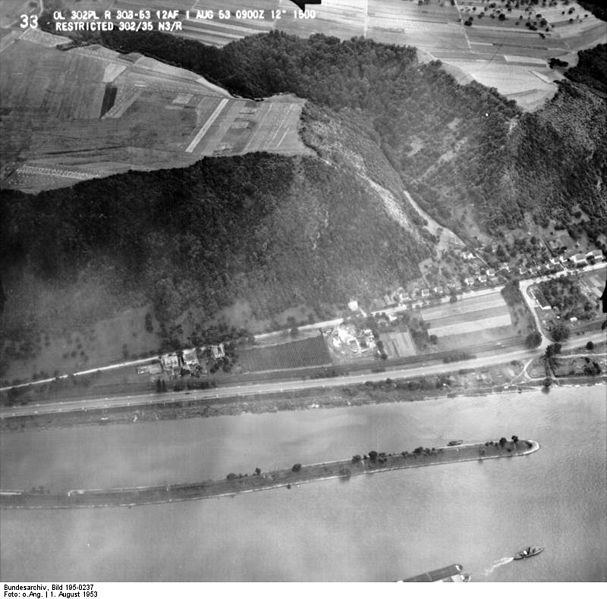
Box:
1, 385, 605, 581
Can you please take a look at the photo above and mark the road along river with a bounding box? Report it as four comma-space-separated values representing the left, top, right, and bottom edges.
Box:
0, 384, 605, 581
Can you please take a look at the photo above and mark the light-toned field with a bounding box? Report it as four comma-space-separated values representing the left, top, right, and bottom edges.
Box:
437, 324, 516, 350
0, 27, 310, 193
421, 290, 513, 339
422, 293, 508, 319
101, 0, 607, 110
580, 270, 606, 300
428, 313, 512, 337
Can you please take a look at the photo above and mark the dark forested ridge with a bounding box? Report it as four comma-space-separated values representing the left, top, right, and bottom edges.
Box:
578, 1, 607, 22
3, 27, 606, 369
92, 30, 605, 242
565, 43, 607, 96
0, 147, 428, 336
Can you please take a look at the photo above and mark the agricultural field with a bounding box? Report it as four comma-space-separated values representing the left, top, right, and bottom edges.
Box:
580, 269, 606, 301
420, 291, 516, 349
379, 329, 417, 358
235, 334, 332, 372
0, 302, 159, 385
0, 27, 310, 193
86, 0, 607, 110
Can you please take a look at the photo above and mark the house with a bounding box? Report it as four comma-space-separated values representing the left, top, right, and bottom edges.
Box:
182, 349, 199, 369
478, 274, 488, 284
160, 353, 180, 372
486, 268, 496, 278
548, 231, 574, 253
348, 299, 359, 312
421, 288, 430, 298
499, 263, 511, 273
569, 253, 587, 267
464, 277, 475, 287
531, 288, 551, 310
586, 249, 604, 262
210, 343, 225, 359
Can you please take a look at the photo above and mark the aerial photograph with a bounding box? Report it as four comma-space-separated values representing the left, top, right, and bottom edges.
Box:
0, 0, 606, 589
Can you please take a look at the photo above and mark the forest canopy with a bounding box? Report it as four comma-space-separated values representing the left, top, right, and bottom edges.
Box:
90, 30, 605, 240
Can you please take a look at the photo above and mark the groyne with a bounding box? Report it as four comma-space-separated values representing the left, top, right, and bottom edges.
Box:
0, 439, 540, 509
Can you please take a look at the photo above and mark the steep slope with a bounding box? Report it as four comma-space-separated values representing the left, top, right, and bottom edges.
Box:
0, 107, 430, 369
95, 30, 605, 244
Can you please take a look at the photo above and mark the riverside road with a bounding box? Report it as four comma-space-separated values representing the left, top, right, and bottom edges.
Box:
3, 330, 606, 421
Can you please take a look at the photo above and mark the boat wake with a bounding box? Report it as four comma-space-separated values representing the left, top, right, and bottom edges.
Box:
483, 556, 514, 576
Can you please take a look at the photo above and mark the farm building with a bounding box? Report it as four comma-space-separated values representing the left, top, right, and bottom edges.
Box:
586, 249, 604, 262
160, 353, 181, 375
569, 253, 587, 267
210, 344, 225, 359
548, 231, 575, 253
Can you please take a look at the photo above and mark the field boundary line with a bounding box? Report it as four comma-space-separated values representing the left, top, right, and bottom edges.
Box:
186, 97, 229, 153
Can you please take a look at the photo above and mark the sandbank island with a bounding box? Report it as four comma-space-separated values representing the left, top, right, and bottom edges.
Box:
0, 437, 539, 509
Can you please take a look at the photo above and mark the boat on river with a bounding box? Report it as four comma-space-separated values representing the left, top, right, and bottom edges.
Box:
514, 546, 544, 560
447, 440, 463, 446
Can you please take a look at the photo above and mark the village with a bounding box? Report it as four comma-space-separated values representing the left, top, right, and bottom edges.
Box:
139, 240, 604, 383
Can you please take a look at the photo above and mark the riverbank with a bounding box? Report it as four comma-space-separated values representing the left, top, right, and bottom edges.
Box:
2, 363, 605, 433
0, 439, 539, 509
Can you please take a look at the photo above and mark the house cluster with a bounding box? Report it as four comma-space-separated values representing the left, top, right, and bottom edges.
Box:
369, 241, 603, 314
137, 344, 227, 378
568, 249, 603, 267
325, 323, 377, 359
541, 249, 604, 271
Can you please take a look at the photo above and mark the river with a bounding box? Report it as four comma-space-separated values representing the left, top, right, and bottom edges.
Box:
1, 384, 605, 581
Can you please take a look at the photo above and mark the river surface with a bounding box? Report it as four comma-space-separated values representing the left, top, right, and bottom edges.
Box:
1, 385, 605, 581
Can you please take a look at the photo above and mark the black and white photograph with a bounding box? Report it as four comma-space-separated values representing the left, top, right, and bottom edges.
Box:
0, 0, 606, 590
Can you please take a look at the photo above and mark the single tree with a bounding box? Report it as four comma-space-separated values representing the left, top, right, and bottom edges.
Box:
525, 331, 542, 349
551, 322, 570, 342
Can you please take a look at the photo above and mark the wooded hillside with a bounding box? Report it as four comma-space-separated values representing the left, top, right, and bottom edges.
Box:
0, 143, 428, 339
93, 30, 605, 243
